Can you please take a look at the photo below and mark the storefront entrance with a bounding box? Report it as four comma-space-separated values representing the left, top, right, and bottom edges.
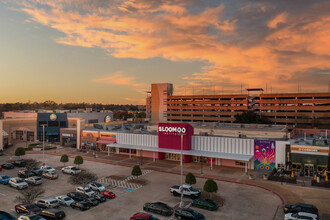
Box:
304, 164, 314, 177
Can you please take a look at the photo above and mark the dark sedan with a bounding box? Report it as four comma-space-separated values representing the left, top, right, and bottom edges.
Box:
70, 201, 91, 211
67, 192, 86, 201
31, 167, 44, 176
0, 211, 15, 220
15, 204, 42, 214
18, 170, 35, 178
174, 208, 205, 220
1, 163, 15, 169
84, 197, 99, 206
93, 193, 106, 203
143, 202, 173, 216
38, 209, 65, 220
283, 203, 319, 216
13, 160, 26, 167
191, 199, 219, 211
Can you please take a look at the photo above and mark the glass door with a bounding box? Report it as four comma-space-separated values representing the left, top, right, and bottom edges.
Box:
304, 164, 314, 177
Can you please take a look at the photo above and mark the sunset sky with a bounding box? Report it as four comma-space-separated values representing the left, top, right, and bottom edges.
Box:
1, 0, 330, 104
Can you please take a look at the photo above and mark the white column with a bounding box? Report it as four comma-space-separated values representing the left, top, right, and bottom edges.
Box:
108, 146, 110, 156
129, 149, 131, 159
210, 157, 213, 170
153, 151, 155, 162
245, 161, 248, 173
0, 120, 3, 151
76, 119, 80, 150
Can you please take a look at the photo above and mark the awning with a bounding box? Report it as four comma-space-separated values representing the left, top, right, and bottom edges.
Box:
107, 143, 253, 161
97, 140, 115, 145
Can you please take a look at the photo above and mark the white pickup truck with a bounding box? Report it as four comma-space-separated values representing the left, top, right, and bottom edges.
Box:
170, 184, 201, 198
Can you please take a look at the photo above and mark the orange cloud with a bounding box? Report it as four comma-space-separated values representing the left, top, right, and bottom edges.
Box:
10, 0, 330, 94
267, 12, 287, 29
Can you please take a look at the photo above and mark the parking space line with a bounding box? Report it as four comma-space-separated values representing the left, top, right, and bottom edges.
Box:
0, 192, 6, 196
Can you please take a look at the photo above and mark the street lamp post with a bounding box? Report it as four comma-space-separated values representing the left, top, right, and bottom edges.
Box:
180, 134, 184, 208
42, 124, 46, 163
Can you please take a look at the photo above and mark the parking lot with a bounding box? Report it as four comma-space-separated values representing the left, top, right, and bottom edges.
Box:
1, 154, 284, 220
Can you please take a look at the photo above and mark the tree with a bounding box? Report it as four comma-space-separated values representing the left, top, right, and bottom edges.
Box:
60, 154, 69, 166
74, 156, 83, 168
69, 171, 98, 187
24, 159, 41, 171
131, 165, 142, 176
203, 179, 218, 199
185, 173, 196, 185
15, 187, 44, 205
15, 147, 26, 159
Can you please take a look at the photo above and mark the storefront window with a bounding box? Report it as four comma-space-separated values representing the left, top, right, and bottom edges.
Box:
292, 163, 302, 172
16, 130, 23, 140
317, 165, 327, 173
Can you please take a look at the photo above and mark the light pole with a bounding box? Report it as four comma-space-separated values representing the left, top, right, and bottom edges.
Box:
180, 134, 184, 208
42, 124, 46, 164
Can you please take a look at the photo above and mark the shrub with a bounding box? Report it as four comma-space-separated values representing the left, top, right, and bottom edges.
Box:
60, 154, 69, 166
185, 173, 196, 185
15, 147, 26, 159
69, 172, 98, 187
131, 165, 142, 176
203, 179, 218, 199
74, 156, 83, 168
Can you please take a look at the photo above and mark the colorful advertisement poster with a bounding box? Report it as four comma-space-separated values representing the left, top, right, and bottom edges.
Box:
254, 140, 276, 171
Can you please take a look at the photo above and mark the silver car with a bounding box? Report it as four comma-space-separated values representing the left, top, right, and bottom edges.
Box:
56, 195, 74, 206
9, 177, 28, 189
25, 176, 42, 185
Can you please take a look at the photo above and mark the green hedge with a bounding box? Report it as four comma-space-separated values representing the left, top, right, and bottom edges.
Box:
24, 147, 34, 151
311, 180, 330, 188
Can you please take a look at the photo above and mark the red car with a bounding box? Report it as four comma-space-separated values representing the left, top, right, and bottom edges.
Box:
0, 167, 2, 171
100, 190, 116, 199
130, 212, 159, 220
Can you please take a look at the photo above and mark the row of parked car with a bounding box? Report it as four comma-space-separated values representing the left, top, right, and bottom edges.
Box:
130, 184, 219, 220
12, 181, 116, 220
0, 163, 84, 190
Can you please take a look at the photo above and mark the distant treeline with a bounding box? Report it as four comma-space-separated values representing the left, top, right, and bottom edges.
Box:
0, 100, 145, 118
